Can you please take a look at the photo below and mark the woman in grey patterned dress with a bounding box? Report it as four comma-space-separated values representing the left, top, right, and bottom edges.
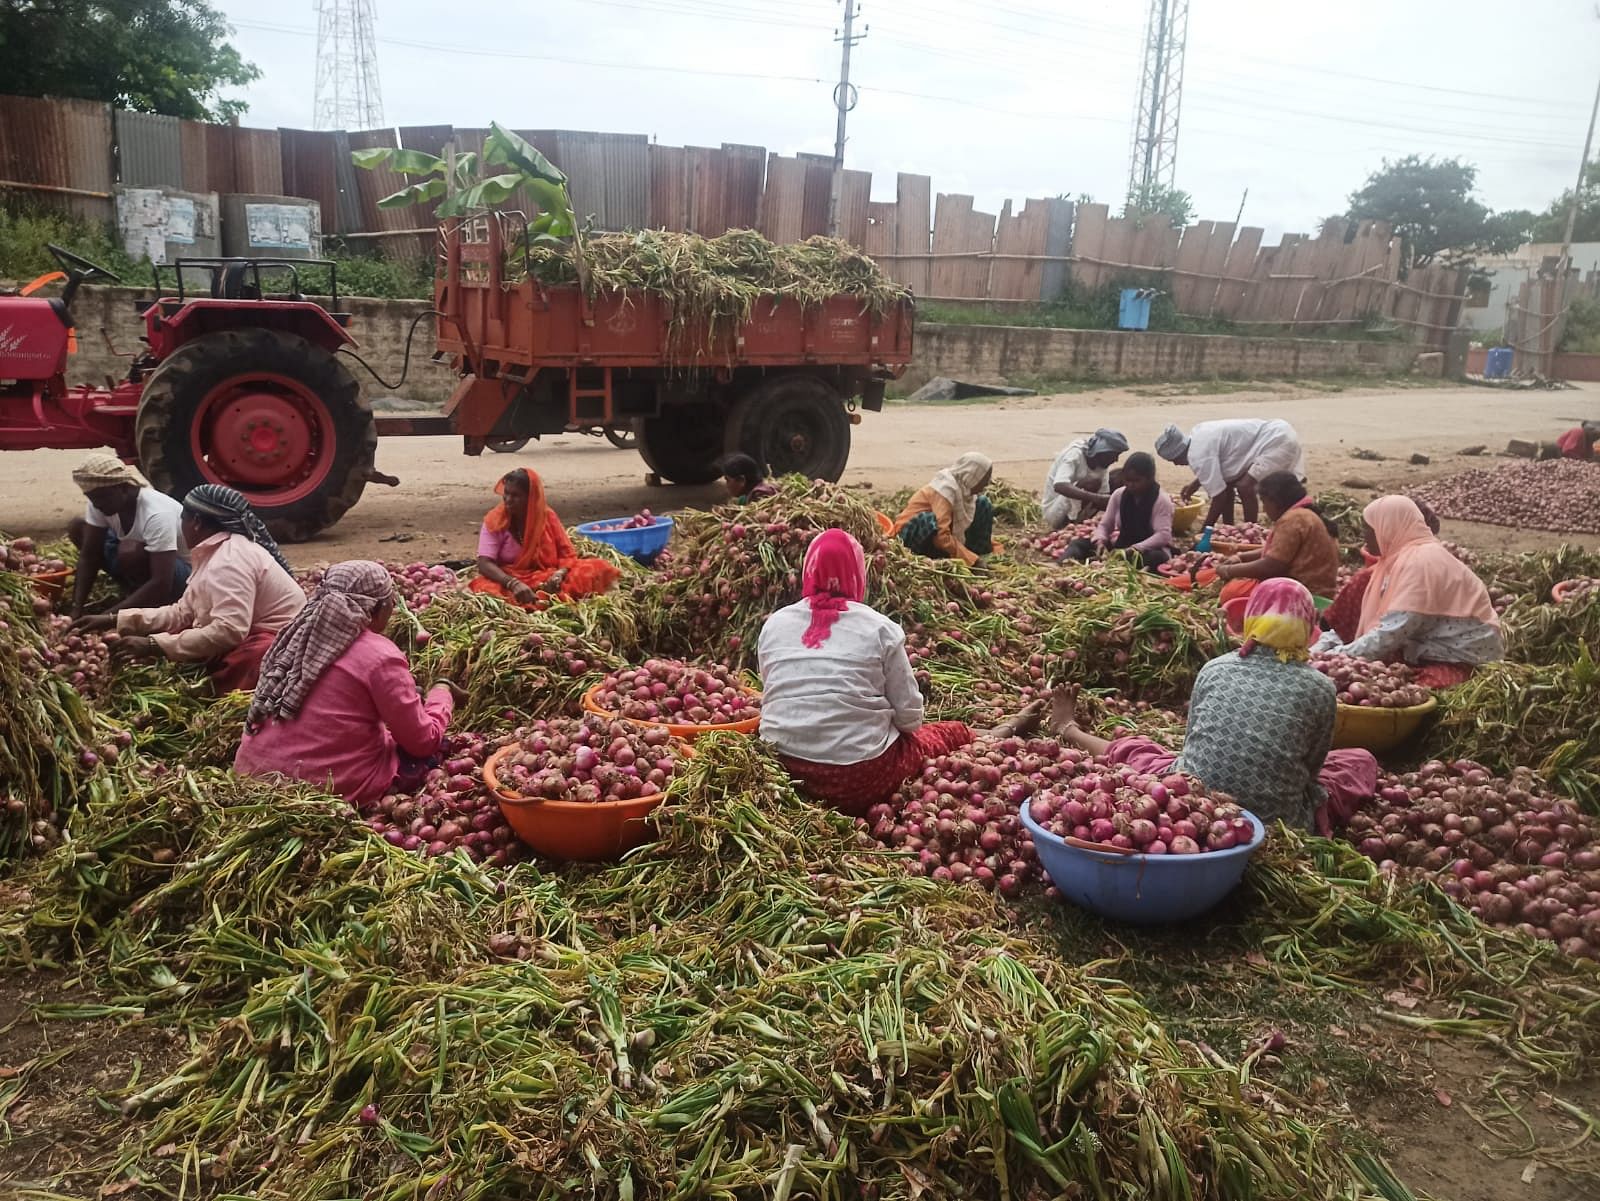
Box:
1053, 579, 1378, 833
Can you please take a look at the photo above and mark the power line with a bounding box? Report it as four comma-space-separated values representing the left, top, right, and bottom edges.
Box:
235, 19, 826, 84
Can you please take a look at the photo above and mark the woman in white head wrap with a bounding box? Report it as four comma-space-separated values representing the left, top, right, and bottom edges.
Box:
891, 452, 996, 565
1041, 428, 1129, 529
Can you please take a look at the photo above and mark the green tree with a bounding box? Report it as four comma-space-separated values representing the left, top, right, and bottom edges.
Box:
1346, 155, 1529, 269
1122, 182, 1194, 228
1530, 161, 1600, 243
0, 0, 258, 121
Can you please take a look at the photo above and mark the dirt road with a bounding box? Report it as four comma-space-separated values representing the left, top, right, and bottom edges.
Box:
4, 380, 1596, 564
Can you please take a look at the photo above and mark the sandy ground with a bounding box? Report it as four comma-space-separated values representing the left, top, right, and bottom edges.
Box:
3, 379, 1597, 565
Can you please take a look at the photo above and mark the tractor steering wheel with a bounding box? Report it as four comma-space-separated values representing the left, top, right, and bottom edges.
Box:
47, 243, 123, 285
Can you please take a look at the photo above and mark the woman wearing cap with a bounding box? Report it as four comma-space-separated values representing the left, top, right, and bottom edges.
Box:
892, 452, 997, 566
1314, 495, 1502, 687
471, 467, 621, 607
73, 484, 305, 692
1052, 579, 1378, 833
1155, 418, 1306, 528
758, 529, 1043, 815
65, 454, 191, 617
1040, 428, 1129, 530
236, 561, 465, 808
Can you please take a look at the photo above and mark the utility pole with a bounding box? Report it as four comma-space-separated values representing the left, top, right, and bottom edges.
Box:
1550, 64, 1600, 372
828, 1, 866, 238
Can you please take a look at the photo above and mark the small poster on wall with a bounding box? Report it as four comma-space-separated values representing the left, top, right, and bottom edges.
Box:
244, 203, 314, 251
166, 197, 196, 245
116, 188, 168, 263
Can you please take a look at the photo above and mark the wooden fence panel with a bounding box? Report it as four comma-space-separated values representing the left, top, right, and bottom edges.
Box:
894, 173, 932, 295
1170, 220, 1213, 313
990, 197, 1051, 300
864, 201, 896, 257
1069, 202, 1109, 291
648, 143, 688, 231
760, 154, 807, 244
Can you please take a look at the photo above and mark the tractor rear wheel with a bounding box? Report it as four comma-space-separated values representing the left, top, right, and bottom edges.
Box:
725, 374, 851, 482
636, 404, 725, 485
136, 328, 375, 542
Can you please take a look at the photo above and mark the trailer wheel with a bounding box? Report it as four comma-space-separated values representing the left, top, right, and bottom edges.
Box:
136, 328, 375, 542
604, 425, 638, 450
636, 406, 724, 484
487, 437, 531, 454
725, 375, 851, 482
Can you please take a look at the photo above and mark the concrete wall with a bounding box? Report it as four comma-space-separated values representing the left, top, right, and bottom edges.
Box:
65, 285, 455, 405
65, 287, 1420, 412
1466, 345, 1600, 382
904, 323, 1421, 390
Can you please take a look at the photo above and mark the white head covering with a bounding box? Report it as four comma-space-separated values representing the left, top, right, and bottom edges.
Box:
928, 452, 993, 544
1084, 428, 1129, 459
1155, 424, 1189, 462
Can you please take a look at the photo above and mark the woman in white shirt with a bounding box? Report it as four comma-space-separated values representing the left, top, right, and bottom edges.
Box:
757, 528, 1041, 815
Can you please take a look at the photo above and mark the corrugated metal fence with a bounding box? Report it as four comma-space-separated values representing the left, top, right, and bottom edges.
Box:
0, 93, 1466, 342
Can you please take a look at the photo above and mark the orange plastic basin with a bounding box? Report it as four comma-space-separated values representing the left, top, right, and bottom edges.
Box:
484, 743, 678, 862
29, 569, 70, 605
1222, 595, 1249, 634
875, 511, 894, 534
582, 681, 761, 742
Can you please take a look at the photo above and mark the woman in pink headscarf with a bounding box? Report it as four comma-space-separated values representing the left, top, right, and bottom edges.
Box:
1054, 578, 1378, 834
1315, 495, 1502, 688
756, 528, 1042, 815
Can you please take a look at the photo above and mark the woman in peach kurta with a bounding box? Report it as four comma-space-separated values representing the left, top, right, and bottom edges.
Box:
469, 467, 620, 607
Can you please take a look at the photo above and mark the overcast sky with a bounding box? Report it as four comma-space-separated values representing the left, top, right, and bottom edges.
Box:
217, 0, 1597, 240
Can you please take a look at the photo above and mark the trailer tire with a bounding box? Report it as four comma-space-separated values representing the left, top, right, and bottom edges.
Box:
135, 328, 375, 543
636, 405, 725, 484
725, 374, 851, 482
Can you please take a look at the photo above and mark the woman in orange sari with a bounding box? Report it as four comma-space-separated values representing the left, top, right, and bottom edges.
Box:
470, 468, 621, 607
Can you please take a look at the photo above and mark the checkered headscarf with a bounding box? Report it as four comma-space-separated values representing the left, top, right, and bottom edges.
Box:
183, 484, 293, 576
246, 560, 394, 730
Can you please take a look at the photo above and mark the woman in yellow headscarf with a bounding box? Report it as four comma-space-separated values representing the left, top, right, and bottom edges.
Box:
1052, 579, 1378, 834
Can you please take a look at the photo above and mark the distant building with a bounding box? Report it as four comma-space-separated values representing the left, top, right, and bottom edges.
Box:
1464, 242, 1600, 335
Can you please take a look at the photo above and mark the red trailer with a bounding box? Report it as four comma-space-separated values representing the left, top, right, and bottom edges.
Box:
429, 213, 914, 485
0, 227, 912, 540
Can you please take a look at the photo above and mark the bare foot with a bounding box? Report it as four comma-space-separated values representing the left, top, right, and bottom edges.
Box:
1049, 683, 1081, 736
987, 697, 1046, 739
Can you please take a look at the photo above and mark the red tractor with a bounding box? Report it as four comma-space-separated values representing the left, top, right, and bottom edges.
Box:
2, 229, 914, 540
1, 244, 375, 541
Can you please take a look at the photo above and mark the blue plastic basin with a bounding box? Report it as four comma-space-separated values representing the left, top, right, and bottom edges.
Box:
576, 515, 674, 565
1020, 805, 1265, 924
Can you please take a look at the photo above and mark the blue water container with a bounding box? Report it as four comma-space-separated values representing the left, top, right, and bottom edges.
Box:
1485, 346, 1513, 378
1118, 288, 1153, 331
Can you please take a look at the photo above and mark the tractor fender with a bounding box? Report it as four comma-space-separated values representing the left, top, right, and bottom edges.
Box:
145, 299, 354, 360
